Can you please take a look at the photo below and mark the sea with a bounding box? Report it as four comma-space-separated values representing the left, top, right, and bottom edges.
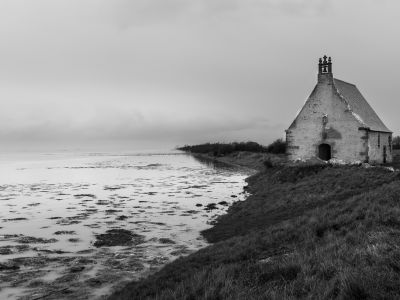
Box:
0, 150, 253, 299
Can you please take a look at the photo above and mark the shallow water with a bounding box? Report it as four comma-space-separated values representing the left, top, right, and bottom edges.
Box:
0, 151, 252, 299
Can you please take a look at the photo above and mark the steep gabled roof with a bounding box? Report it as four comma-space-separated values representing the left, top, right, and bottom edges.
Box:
333, 78, 392, 133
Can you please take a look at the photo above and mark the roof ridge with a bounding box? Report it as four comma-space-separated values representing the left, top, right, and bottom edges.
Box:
333, 78, 356, 86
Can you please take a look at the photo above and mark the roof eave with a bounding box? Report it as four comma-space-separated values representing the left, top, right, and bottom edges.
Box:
358, 127, 392, 133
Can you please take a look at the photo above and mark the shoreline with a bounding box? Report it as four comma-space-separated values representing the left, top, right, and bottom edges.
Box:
190, 153, 261, 172
189, 151, 286, 172
110, 151, 400, 299
108, 151, 269, 299
0, 152, 248, 300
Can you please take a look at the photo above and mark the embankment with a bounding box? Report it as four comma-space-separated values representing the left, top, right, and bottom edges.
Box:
109, 153, 400, 299
190, 151, 285, 171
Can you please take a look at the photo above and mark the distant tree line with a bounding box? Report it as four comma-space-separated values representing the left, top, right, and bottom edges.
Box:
393, 136, 400, 150
177, 139, 286, 156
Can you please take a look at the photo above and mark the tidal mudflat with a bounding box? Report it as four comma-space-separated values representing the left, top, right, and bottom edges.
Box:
0, 151, 252, 299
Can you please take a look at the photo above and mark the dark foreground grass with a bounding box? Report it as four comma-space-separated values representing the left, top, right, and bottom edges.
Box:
109, 164, 400, 300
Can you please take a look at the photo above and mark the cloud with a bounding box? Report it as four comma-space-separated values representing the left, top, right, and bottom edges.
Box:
0, 0, 399, 151
107, 0, 332, 29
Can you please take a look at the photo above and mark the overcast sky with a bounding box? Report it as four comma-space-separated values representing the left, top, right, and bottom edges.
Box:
1, 0, 399, 151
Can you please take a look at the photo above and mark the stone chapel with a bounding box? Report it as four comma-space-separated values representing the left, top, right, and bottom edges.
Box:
286, 56, 392, 164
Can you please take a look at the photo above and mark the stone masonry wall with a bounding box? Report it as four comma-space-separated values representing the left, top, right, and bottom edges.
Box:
368, 131, 393, 163
286, 74, 368, 163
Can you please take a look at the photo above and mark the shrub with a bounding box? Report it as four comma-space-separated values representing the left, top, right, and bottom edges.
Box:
178, 139, 288, 155
177, 142, 268, 155
393, 136, 400, 150
266, 139, 286, 154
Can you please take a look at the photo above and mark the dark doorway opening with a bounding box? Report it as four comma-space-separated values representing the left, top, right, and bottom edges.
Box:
318, 144, 331, 161
383, 146, 387, 163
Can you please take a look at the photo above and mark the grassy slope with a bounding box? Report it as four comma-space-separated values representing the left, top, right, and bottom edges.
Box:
191, 151, 286, 172
109, 162, 400, 300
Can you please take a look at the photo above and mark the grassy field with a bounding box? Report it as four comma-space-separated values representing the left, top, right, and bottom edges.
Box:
109, 154, 400, 299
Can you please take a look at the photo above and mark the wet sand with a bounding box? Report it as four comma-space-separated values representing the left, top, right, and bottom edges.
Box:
0, 152, 252, 299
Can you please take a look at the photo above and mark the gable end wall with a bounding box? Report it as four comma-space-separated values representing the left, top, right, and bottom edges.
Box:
286, 78, 369, 162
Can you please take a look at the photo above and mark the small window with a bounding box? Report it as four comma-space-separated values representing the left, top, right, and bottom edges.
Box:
378, 133, 380, 148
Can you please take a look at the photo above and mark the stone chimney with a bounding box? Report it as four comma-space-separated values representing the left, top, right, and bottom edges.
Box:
318, 55, 333, 84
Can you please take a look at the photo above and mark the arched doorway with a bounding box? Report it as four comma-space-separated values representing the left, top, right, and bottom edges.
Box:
318, 144, 331, 161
